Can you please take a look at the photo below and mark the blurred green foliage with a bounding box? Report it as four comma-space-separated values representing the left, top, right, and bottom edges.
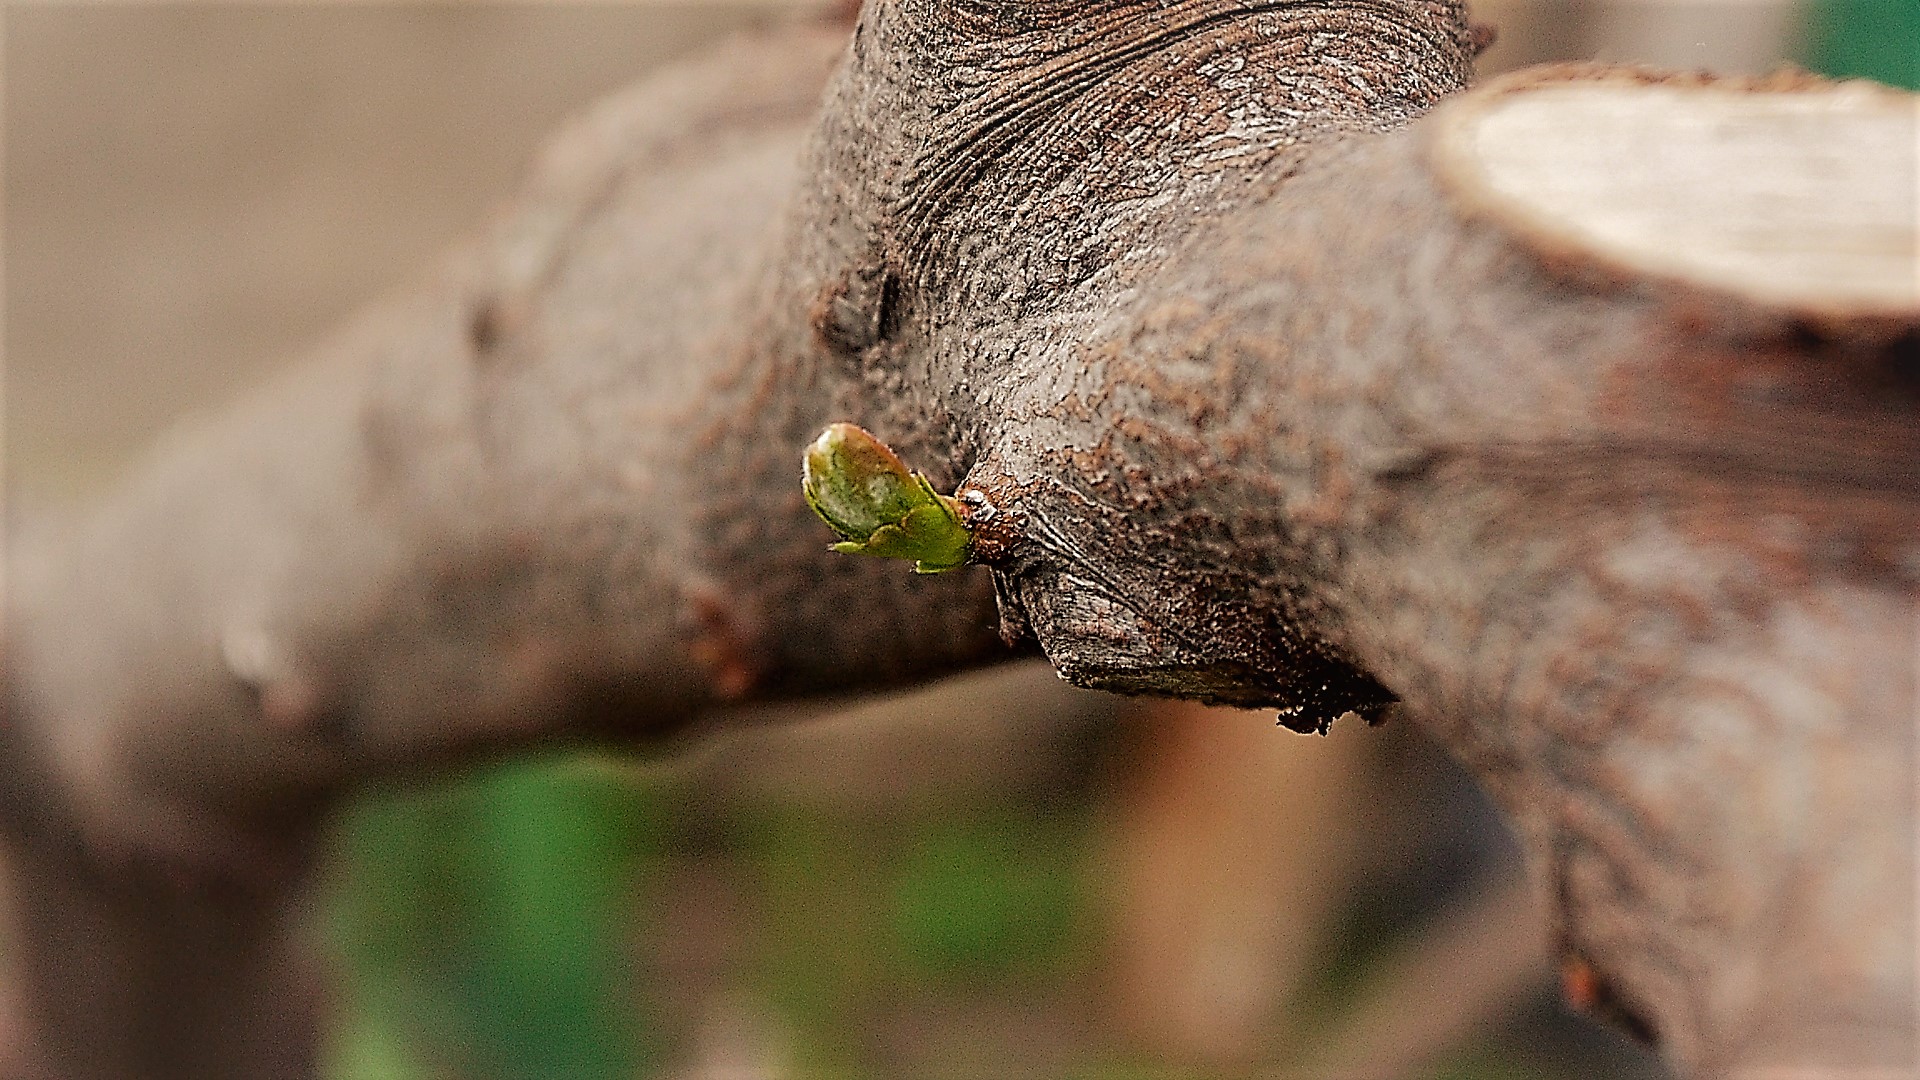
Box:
889, 814, 1085, 983
326, 758, 666, 1079
1805, 0, 1920, 88
324, 755, 1099, 1079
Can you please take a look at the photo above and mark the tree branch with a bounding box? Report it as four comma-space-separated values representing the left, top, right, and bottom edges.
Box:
4, 4, 1914, 1076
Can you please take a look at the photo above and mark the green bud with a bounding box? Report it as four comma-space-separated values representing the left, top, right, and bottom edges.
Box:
802, 423, 971, 574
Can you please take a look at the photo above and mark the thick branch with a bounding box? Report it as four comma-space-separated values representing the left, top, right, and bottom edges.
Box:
3, 25, 1004, 1077
5, 4, 1915, 1077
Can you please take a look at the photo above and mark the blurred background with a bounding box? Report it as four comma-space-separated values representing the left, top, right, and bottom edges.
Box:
4, 2, 1915, 1077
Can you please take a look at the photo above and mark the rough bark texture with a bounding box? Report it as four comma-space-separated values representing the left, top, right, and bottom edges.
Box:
4, 3, 1915, 1077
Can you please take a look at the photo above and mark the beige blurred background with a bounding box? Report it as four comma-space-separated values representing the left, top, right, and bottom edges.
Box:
5, 2, 841, 499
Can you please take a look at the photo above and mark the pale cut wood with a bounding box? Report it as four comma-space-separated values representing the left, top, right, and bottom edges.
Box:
1437, 73, 1920, 315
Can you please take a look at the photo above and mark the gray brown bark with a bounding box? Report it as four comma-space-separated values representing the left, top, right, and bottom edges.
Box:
4, 3, 1915, 1077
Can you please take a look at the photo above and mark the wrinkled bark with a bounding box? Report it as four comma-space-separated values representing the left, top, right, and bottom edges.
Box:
4, 3, 1915, 1077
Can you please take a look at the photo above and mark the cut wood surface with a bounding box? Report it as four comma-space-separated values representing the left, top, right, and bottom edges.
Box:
4, 3, 1915, 1077
1439, 71, 1919, 313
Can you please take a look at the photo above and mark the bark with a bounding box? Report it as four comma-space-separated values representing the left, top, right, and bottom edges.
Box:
4, 3, 1915, 1076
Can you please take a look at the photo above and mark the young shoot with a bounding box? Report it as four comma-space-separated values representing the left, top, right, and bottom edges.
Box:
801, 423, 971, 574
